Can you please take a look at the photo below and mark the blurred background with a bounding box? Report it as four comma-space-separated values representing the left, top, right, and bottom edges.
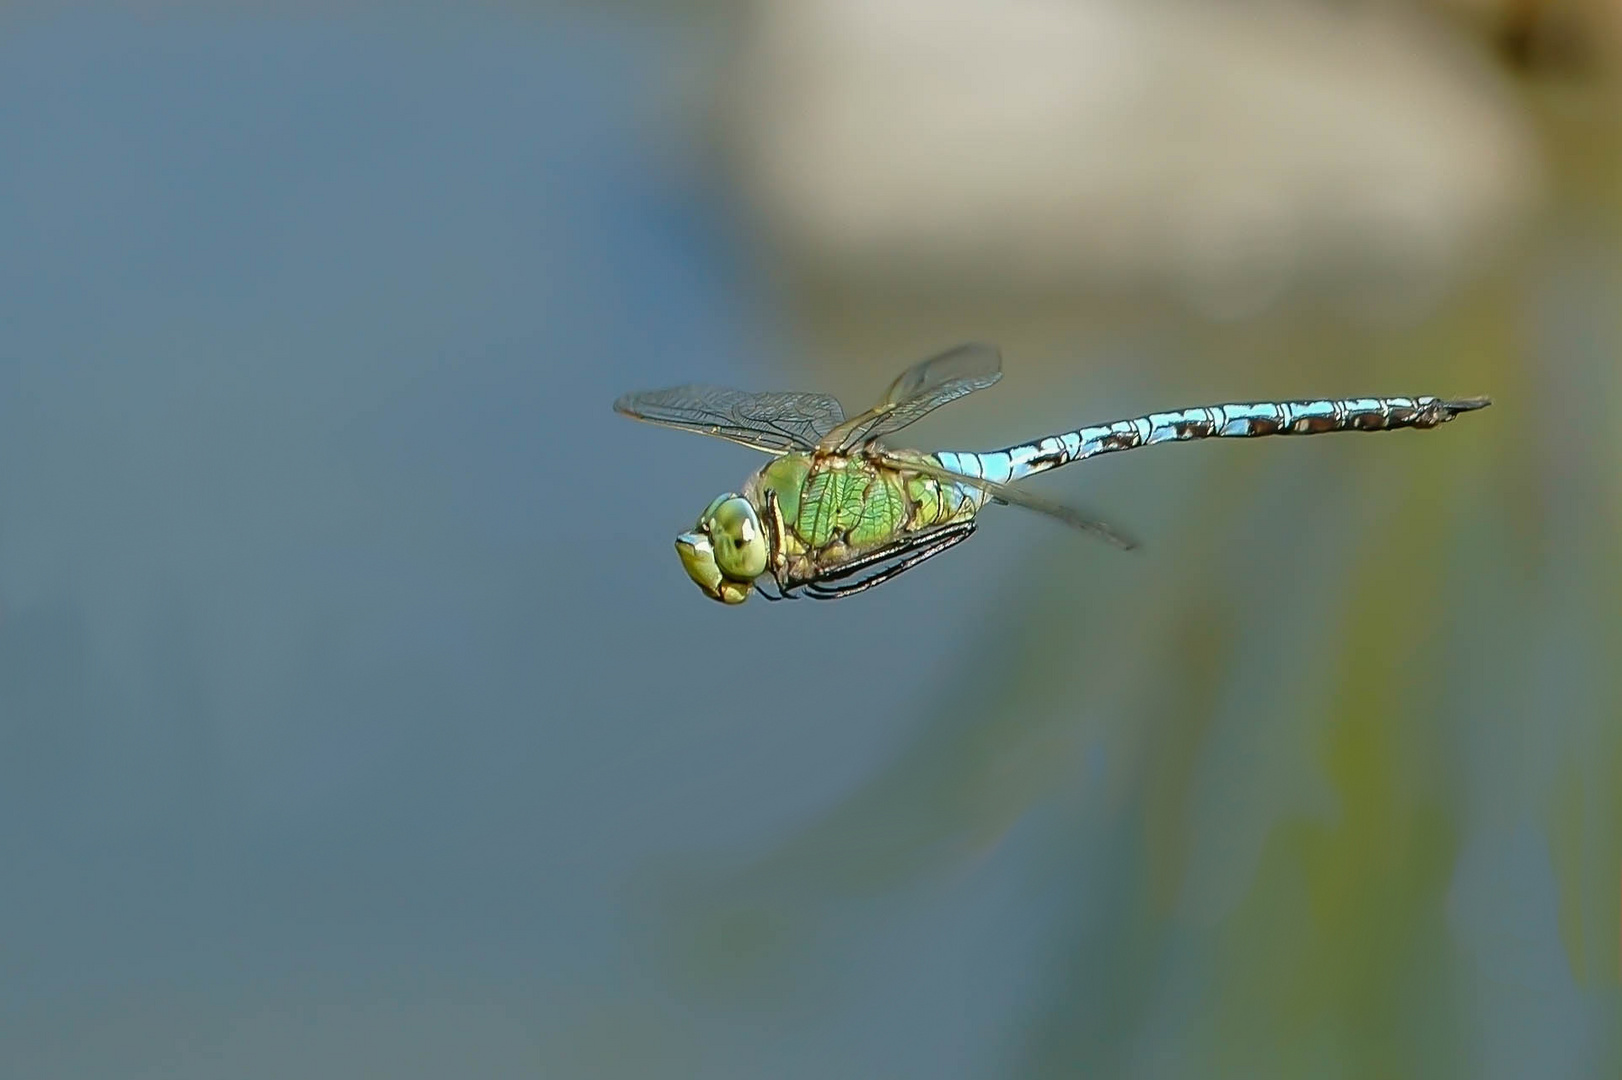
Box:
0, 1, 1617, 1076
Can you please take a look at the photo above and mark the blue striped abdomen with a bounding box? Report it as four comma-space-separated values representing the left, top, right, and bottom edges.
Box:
943, 395, 1489, 484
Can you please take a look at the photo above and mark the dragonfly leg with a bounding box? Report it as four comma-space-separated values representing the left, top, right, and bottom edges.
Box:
802, 522, 976, 600
789, 520, 976, 588
755, 576, 800, 601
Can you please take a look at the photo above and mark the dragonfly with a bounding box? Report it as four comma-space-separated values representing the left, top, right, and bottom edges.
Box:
614, 344, 1491, 603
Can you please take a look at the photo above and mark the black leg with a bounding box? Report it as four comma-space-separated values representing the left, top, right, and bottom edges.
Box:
792, 521, 977, 587
801, 523, 976, 600
754, 577, 799, 602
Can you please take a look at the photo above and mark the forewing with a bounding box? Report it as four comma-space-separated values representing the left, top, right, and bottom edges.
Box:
613, 385, 846, 454
887, 452, 1138, 551
818, 343, 1003, 452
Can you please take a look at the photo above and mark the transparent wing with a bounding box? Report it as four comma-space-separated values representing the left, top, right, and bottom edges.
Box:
883, 451, 1138, 551
613, 385, 846, 454
818, 343, 1003, 452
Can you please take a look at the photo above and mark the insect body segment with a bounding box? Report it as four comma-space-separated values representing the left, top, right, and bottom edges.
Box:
982, 395, 1492, 485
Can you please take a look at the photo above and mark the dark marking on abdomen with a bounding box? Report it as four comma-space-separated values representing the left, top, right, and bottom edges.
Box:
1028, 448, 1066, 470
1174, 418, 1214, 439
1294, 415, 1338, 434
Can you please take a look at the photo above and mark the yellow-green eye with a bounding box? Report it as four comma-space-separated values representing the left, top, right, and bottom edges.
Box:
706, 495, 767, 581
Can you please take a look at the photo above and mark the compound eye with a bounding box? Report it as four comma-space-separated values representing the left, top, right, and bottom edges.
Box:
708, 496, 767, 581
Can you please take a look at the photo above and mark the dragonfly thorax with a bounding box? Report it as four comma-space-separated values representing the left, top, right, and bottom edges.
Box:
674, 493, 767, 604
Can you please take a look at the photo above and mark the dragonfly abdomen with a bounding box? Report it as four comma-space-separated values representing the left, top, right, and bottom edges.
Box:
983, 395, 1490, 482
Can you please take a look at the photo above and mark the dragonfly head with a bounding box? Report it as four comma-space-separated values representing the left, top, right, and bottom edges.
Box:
675, 493, 767, 604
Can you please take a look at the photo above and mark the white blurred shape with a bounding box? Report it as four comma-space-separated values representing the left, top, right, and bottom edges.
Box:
724, 0, 1542, 322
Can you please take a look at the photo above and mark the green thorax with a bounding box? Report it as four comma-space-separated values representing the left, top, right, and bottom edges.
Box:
744, 452, 978, 558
